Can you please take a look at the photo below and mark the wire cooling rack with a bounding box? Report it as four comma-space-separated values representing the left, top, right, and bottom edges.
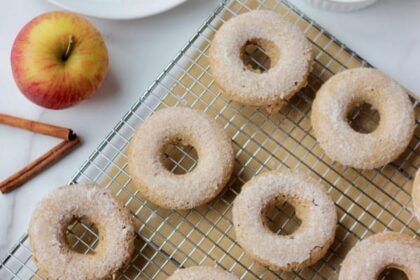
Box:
1, 0, 419, 279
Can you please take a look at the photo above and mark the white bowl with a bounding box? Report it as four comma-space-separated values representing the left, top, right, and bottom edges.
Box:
305, 0, 379, 12
47, 0, 187, 20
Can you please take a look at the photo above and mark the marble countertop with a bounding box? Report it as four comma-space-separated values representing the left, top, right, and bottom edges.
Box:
1, 0, 419, 260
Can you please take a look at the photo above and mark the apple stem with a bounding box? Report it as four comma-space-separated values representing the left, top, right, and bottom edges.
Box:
62, 34, 74, 61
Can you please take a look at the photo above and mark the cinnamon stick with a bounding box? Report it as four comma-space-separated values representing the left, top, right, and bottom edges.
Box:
0, 137, 80, 194
0, 114, 74, 140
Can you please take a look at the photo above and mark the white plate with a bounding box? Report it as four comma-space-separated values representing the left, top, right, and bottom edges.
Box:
47, 0, 187, 19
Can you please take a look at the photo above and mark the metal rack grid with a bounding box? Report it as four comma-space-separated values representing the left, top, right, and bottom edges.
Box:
1, 0, 419, 279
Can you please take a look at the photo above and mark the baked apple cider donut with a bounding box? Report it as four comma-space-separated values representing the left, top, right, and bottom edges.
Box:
168, 266, 239, 280
209, 10, 313, 111
28, 184, 135, 280
311, 67, 415, 169
232, 170, 337, 271
128, 107, 234, 210
339, 232, 420, 280
412, 169, 420, 221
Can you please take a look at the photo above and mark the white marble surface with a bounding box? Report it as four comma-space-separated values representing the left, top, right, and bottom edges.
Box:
0, 0, 419, 261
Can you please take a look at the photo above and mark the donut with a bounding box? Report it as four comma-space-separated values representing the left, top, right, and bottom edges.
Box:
209, 10, 313, 111
232, 170, 337, 271
339, 232, 420, 279
311, 67, 415, 169
128, 107, 234, 209
412, 169, 420, 221
28, 184, 135, 280
168, 266, 239, 280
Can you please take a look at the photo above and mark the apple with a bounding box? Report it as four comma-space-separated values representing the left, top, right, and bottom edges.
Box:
11, 12, 108, 109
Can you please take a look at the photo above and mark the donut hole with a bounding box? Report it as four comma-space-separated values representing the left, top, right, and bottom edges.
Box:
160, 140, 198, 175
66, 216, 99, 254
240, 38, 279, 73
378, 267, 408, 280
262, 198, 302, 236
346, 102, 380, 134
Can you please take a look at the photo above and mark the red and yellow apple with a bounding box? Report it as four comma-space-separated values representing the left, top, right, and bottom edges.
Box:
11, 12, 108, 109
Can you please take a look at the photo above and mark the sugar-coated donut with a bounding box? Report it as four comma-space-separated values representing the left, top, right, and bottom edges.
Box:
28, 184, 135, 280
168, 266, 239, 280
311, 67, 415, 169
128, 107, 234, 210
339, 232, 420, 280
412, 169, 420, 222
232, 170, 337, 271
209, 10, 313, 111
